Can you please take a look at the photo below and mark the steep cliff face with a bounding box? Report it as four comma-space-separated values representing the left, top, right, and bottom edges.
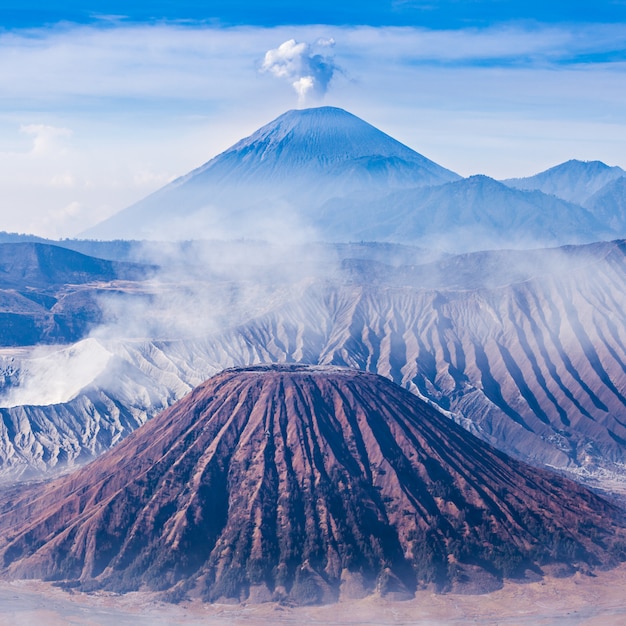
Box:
0, 242, 153, 346
1, 366, 624, 604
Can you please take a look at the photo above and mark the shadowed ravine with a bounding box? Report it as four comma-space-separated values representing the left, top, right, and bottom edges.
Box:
0, 366, 624, 605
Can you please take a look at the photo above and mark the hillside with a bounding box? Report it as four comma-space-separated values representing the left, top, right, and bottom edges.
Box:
1, 366, 624, 603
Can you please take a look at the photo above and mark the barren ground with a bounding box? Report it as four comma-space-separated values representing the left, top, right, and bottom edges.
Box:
1, 564, 626, 626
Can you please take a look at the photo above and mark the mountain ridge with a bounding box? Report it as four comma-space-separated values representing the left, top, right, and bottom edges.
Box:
1, 240, 626, 484
584, 176, 626, 230
81, 108, 626, 248
316, 174, 610, 248
502, 159, 626, 204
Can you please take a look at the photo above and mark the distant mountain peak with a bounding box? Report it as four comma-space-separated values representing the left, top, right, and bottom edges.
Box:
502, 159, 626, 204
172, 105, 460, 188
80, 108, 625, 246
81, 107, 460, 241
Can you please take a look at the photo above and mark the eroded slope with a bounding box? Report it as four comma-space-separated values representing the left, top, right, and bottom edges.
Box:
1, 366, 624, 604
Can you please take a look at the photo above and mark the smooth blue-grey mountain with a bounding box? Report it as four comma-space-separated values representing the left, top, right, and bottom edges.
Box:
316, 175, 611, 249
503, 160, 626, 205
584, 176, 626, 231
82, 106, 460, 241
82, 110, 626, 249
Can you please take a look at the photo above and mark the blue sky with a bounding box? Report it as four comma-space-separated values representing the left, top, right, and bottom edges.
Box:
3, 1, 626, 27
0, 2, 625, 237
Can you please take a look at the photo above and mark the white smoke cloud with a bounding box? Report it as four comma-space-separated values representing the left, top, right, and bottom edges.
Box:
0, 339, 113, 407
261, 38, 338, 105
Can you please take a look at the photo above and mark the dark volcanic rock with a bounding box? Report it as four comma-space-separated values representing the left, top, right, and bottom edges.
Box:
0, 365, 624, 604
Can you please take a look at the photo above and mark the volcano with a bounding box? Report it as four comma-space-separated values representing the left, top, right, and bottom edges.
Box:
82, 107, 460, 241
0, 365, 624, 604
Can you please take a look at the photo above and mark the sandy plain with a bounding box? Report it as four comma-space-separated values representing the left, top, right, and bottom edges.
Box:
1, 564, 625, 626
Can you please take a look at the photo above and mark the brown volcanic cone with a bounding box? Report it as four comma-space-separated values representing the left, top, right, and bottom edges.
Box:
0, 365, 625, 603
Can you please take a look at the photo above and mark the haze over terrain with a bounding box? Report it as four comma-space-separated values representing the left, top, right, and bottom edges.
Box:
1, 0, 625, 238
0, 239, 625, 492
1, 1, 626, 618
1, 109, 626, 494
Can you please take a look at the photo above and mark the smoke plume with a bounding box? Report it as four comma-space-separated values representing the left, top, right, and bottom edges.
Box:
261, 38, 338, 105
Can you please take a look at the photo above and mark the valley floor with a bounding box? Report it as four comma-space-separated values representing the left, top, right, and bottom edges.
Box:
2, 564, 626, 626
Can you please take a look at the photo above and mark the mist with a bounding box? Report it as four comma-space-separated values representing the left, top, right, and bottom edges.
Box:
0, 102, 624, 492
0, 340, 112, 408
0, 227, 343, 410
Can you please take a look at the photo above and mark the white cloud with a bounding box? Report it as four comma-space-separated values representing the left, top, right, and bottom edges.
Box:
0, 22, 623, 105
133, 169, 176, 188
52, 200, 83, 218
0, 339, 113, 407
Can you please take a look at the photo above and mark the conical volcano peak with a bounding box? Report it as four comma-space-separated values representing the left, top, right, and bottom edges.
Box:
210, 107, 457, 198
228, 106, 424, 164
1, 365, 624, 604
81, 106, 460, 240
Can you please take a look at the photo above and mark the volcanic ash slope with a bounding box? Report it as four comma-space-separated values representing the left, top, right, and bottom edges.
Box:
1, 365, 625, 605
